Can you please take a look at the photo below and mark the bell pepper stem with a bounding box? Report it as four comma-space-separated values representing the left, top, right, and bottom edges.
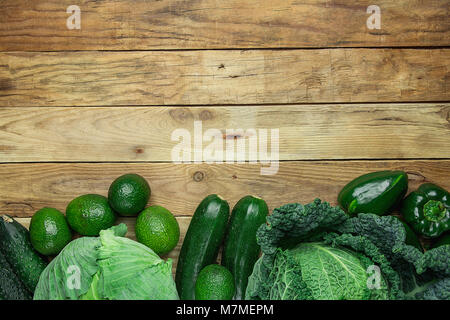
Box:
423, 200, 446, 222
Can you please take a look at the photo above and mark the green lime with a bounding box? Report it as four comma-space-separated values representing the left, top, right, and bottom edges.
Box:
108, 173, 151, 216
195, 264, 235, 300
29, 207, 72, 255
66, 194, 116, 236
135, 205, 180, 255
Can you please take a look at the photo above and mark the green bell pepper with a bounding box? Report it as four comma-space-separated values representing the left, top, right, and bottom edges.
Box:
338, 170, 408, 216
401, 183, 450, 238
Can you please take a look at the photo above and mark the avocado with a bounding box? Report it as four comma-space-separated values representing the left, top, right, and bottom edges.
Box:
108, 173, 151, 216
30, 207, 72, 255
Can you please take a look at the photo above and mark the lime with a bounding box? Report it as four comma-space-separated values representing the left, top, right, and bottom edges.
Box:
29, 207, 72, 255
108, 173, 151, 216
135, 205, 180, 255
66, 194, 116, 236
195, 264, 235, 300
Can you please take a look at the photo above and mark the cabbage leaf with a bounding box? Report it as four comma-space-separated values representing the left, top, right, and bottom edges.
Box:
246, 199, 450, 300
34, 224, 179, 300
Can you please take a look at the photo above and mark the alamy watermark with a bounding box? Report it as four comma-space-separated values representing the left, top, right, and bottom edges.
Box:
171, 121, 279, 175
367, 5, 381, 30
66, 265, 81, 290
367, 265, 382, 290
66, 5, 81, 30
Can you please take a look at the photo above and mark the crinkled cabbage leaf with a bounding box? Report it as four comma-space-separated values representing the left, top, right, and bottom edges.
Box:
245, 199, 450, 300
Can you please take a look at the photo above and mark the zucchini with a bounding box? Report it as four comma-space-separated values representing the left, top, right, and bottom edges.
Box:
221, 195, 269, 299
175, 194, 230, 300
0, 215, 47, 293
0, 250, 31, 300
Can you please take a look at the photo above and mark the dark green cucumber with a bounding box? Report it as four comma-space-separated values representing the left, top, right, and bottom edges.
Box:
0, 250, 31, 300
175, 194, 230, 300
0, 215, 47, 293
221, 195, 269, 300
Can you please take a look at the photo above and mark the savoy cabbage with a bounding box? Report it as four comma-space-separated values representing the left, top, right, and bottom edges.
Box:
245, 199, 450, 300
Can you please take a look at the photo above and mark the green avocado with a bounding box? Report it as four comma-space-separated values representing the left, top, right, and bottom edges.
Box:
30, 207, 72, 256
195, 264, 235, 300
108, 173, 151, 216
66, 194, 116, 236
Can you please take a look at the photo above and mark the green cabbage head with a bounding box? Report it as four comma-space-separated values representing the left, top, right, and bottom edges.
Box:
34, 224, 179, 300
245, 199, 450, 300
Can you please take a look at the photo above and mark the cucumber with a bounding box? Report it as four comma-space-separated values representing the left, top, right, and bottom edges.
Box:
175, 194, 230, 300
0, 250, 31, 300
0, 215, 48, 293
221, 195, 268, 299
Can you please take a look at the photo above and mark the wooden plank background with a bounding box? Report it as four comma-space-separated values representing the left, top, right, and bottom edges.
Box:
0, 1, 449, 268
0, 0, 449, 50
1, 49, 449, 106
0, 104, 449, 162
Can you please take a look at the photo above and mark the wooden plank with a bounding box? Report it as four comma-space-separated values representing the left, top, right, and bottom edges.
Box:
0, 0, 449, 51
0, 49, 448, 106
0, 104, 449, 162
1, 160, 449, 218
15, 216, 191, 272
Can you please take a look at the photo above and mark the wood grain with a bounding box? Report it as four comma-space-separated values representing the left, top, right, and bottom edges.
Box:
0, 104, 449, 162
0, 49, 448, 106
15, 216, 191, 273
0, 0, 449, 51
1, 160, 449, 218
